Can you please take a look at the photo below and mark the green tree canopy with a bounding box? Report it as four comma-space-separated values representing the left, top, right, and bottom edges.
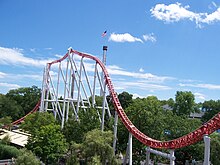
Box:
21, 111, 57, 135
210, 132, 220, 165
202, 100, 220, 122
0, 94, 23, 120
0, 143, 20, 160
117, 95, 202, 164
117, 96, 166, 164
63, 107, 100, 143
15, 149, 41, 165
118, 91, 133, 109
163, 111, 201, 140
26, 123, 67, 164
173, 91, 195, 116
6, 85, 41, 115
0, 116, 12, 129
68, 129, 120, 165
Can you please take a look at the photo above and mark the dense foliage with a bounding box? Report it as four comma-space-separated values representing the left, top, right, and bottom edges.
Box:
202, 100, 220, 122
15, 149, 41, 165
67, 129, 120, 165
0, 86, 41, 121
1, 87, 220, 164
63, 107, 100, 143
27, 123, 67, 164
20, 111, 58, 134
117, 94, 202, 164
20, 112, 67, 164
0, 143, 20, 159
173, 91, 195, 116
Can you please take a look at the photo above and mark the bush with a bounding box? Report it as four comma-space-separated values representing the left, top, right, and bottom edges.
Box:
0, 144, 20, 159
15, 149, 41, 165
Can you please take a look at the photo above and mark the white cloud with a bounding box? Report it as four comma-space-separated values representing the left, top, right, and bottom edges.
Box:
194, 92, 206, 100
201, 8, 220, 24
150, 3, 220, 27
107, 65, 123, 70
132, 93, 156, 99
30, 48, 36, 52
107, 66, 173, 83
132, 93, 145, 99
109, 33, 143, 43
54, 54, 63, 58
0, 72, 6, 78
0, 47, 54, 67
143, 33, 156, 42
150, 3, 201, 23
179, 83, 220, 90
45, 48, 53, 50
15, 74, 42, 81
139, 68, 144, 72
179, 79, 200, 83
0, 82, 20, 89
113, 80, 171, 92
0, 72, 42, 81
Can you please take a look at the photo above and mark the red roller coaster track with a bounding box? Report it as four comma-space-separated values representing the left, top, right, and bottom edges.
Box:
10, 48, 220, 149
11, 101, 41, 126
66, 49, 220, 149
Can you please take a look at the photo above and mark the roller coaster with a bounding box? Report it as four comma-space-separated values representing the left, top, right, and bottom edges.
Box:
9, 47, 220, 164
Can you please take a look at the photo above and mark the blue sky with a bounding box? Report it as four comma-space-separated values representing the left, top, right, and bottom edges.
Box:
0, 0, 220, 102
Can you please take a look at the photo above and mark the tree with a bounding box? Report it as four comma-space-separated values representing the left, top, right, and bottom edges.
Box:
0, 94, 23, 120
173, 91, 195, 116
117, 96, 166, 164
15, 149, 41, 165
163, 111, 203, 163
0, 116, 12, 130
21, 111, 66, 164
210, 132, 220, 165
116, 95, 203, 164
26, 123, 67, 164
202, 100, 220, 122
163, 111, 201, 140
0, 143, 20, 159
1, 134, 11, 145
69, 129, 120, 165
63, 107, 100, 143
160, 98, 175, 108
118, 91, 133, 109
21, 111, 57, 134
6, 85, 41, 115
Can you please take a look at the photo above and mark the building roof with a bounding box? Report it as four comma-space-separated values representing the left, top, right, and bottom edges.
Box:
0, 129, 30, 147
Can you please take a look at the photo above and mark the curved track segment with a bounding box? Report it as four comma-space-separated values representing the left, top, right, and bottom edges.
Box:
2, 100, 41, 129
11, 101, 41, 125
48, 48, 220, 149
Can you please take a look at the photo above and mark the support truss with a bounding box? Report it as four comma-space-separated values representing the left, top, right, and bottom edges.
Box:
40, 48, 111, 128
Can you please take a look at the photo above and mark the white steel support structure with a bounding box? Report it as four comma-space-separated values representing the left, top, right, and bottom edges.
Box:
128, 133, 132, 165
40, 47, 111, 129
203, 135, 211, 165
101, 79, 107, 131
113, 111, 118, 155
100, 46, 107, 96
123, 133, 133, 165
145, 147, 175, 165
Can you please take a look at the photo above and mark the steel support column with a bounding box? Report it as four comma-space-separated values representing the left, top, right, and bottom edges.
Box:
113, 111, 118, 155
128, 133, 132, 165
101, 80, 107, 131
203, 135, 210, 165
146, 147, 150, 165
